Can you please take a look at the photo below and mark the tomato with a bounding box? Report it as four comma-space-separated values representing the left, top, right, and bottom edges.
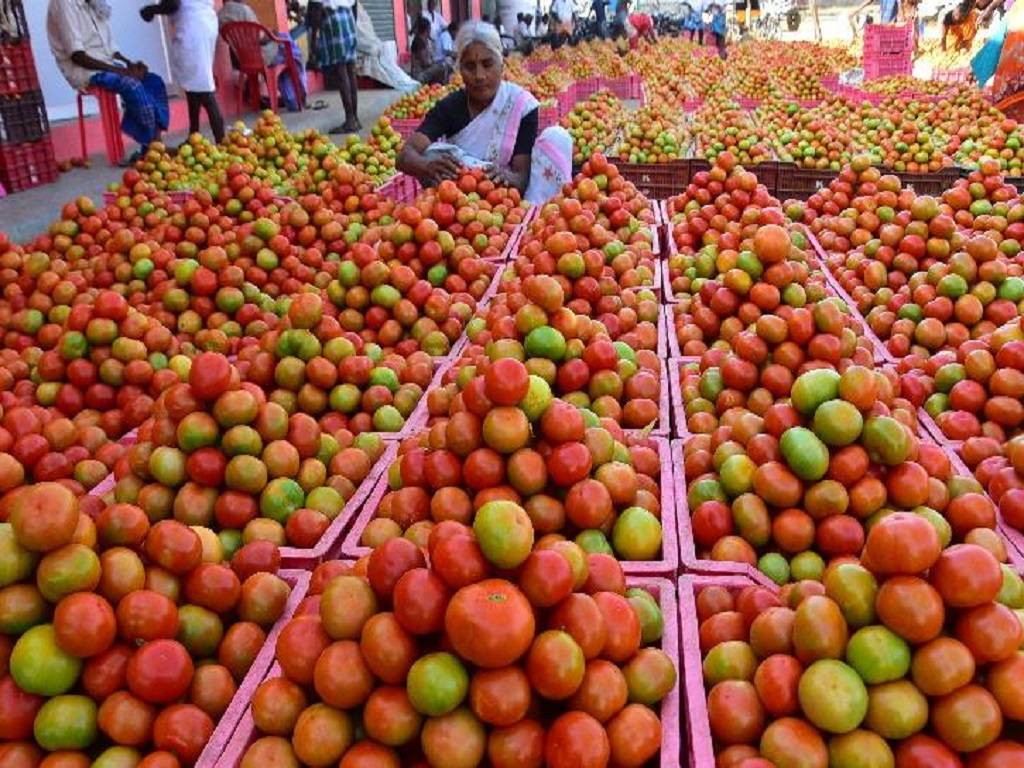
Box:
931, 684, 1003, 753
929, 544, 1003, 608
986, 652, 1024, 721
876, 576, 945, 644
910, 637, 976, 697
792, 595, 847, 664
184, 563, 241, 614
544, 711, 610, 768
607, 703, 661, 768
362, 686, 421, 747
967, 741, 1024, 768
320, 575, 378, 641
313, 640, 374, 710
593, 591, 641, 663
569, 659, 628, 723
190, 663, 235, 720
753, 654, 802, 717
393, 567, 449, 635
548, 593, 608, 660
8, 482, 79, 553
366, 537, 425, 601
708, 679, 765, 745
469, 666, 531, 727
338, 741, 400, 768
189, 352, 233, 401
359, 612, 417, 685
0, 674, 43, 739
893, 733, 962, 768
53, 592, 116, 658
126, 639, 193, 704
487, 718, 545, 768
526, 630, 585, 700
445, 579, 535, 668
292, 703, 353, 767
484, 359, 529, 406
759, 717, 828, 768
862, 512, 940, 576
97, 690, 154, 746
421, 707, 487, 768
219, 621, 267, 682
275, 616, 330, 686
116, 589, 178, 643
955, 602, 1023, 663
519, 549, 574, 608
251, 676, 307, 736
9, 624, 82, 697
82, 644, 132, 701
240, 736, 299, 768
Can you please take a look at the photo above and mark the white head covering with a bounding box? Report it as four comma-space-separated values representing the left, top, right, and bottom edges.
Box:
455, 19, 504, 66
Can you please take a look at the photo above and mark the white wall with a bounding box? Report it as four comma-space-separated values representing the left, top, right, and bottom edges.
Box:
26, 1, 173, 122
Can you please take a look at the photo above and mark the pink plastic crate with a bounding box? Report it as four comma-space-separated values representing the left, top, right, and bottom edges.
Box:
220, 574, 681, 767
538, 102, 559, 130
194, 568, 311, 767
575, 76, 601, 101
678, 572, 777, 767
665, 305, 684, 358
605, 75, 633, 100
375, 172, 421, 203
275, 442, 397, 568
391, 117, 421, 139
557, 83, 576, 116
340, 436, 679, 576
671, 439, 778, 586
863, 22, 914, 54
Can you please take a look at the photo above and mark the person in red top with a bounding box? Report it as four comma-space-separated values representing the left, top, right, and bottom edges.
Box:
628, 10, 656, 47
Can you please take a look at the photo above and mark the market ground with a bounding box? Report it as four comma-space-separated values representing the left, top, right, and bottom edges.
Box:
0, 6, 933, 244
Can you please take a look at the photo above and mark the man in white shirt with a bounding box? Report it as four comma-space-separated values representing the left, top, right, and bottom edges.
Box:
423, 0, 448, 62
550, 0, 574, 41
47, 0, 168, 160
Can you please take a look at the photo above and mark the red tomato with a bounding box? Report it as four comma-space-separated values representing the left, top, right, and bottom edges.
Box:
126, 639, 194, 704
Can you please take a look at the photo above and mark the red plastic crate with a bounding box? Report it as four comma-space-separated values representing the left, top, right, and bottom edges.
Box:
0, 136, 57, 192
0, 90, 48, 143
0, 41, 40, 95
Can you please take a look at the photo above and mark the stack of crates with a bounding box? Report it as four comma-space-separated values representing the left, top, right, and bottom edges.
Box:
0, 0, 57, 193
863, 23, 914, 80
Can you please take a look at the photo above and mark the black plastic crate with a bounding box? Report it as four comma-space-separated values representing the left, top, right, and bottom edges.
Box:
775, 163, 835, 200
884, 167, 960, 196
615, 160, 690, 199
0, 136, 57, 192
0, 90, 48, 143
0, 1, 29, 44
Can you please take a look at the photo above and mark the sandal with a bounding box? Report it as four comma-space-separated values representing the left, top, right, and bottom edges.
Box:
328, 123, 357, 135
308, 99, 328, 111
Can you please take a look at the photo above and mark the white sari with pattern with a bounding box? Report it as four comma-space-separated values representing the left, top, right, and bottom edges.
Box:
426, 81, 573, 204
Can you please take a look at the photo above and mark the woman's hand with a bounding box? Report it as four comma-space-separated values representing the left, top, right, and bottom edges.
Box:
487, 166, 518, 188
425, 151, 461, 184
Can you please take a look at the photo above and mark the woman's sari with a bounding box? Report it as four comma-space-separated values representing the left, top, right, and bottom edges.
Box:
428, 81, 573, 204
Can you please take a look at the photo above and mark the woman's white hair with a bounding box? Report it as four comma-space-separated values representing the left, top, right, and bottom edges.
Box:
455, 20, 504, 65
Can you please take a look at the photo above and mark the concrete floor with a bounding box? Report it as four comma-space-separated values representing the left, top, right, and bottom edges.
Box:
0, 88, 402, 245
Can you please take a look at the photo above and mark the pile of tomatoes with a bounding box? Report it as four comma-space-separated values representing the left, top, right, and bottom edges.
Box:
682, 365, 1014, 586
0, 482, 293, 765
110, 351, 388, 554
240, 523, 675, 767
693, 513, 1024, 767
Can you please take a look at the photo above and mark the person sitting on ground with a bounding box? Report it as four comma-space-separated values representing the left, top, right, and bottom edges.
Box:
47, 0, 169, 163
397, 20, 572, 204
411, 15, 452, 83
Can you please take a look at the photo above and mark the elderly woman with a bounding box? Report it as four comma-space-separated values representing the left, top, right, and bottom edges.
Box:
397, 21, 572, 205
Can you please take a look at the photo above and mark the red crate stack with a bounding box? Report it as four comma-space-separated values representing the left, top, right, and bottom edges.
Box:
0, 1, 57, 193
